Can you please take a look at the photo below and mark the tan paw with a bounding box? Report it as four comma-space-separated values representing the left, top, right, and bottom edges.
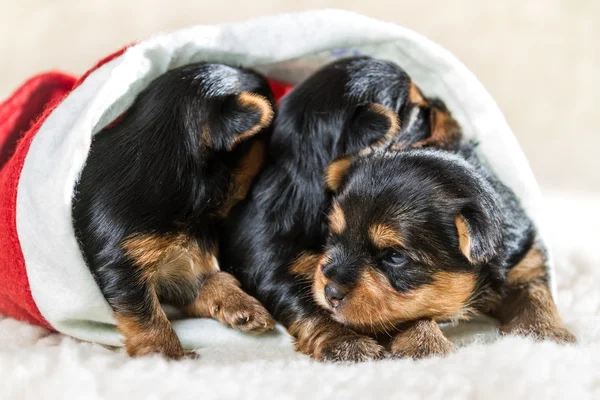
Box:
501, 324, 576, 344
389, 319, 455, 359
124, 338, 187, 360
118, 315, 187, 360
310, 334, 386, 362
183, 350, 200, 360
124, 338, 199, 360
214, 292, 275, 334
390, 333, 455, 359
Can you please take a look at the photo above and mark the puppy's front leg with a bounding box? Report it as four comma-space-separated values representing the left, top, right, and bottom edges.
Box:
495, 245, 575, 343
389, 319, 455, 359
289, 313, 386, 362
111, 280, 187, 359
185, 272, 275, 334
112, 232, 227, 359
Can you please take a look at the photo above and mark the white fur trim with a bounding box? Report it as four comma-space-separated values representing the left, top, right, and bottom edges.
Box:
16, 9, 551, 347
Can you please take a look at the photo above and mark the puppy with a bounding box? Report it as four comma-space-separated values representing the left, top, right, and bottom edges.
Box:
219, 56, 459, 361
317, 143, 576, 359
72, 62, 276, 359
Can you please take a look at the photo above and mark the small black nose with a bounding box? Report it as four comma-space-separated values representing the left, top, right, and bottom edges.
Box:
324, 284, 346, 308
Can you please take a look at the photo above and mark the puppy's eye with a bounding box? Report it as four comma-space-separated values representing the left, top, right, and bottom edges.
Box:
381, 249, 405, 265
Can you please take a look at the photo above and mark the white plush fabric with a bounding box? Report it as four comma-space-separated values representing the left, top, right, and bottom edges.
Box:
1, 191, 598, 399
15, 9, 553, 348
3, 9, 597, 398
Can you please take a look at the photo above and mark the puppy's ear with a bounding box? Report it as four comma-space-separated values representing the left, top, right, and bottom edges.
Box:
324, 156, 353, 192
428, 103, 461, 149
455, 205, 503, 265
326, 104, 399, 192
206, 92, 274, 151
339, 103, 400, 155
408, 99, 461, 150
408, 82, 428, 106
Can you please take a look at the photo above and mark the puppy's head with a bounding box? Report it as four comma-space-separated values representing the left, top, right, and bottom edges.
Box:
315, 149, 504, 333
151, 63, 275, 153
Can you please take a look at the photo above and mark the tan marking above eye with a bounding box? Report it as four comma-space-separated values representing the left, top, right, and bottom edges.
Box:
368, 223, 404, 249
328, 202, 346, 234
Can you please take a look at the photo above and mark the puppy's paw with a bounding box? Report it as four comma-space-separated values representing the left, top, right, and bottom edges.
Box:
124, 338, 187, 360
215, 292, 275, 334
389, 319, 455, 359
118, 315, 188, 360
187, 272, 276, 335
183, 350, 201, 360
390, 332, 455, 360
501, 324, 576, 344
311, 334, 386, 363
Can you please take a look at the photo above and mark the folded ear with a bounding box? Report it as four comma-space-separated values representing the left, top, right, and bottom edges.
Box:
408, 82, 428, 106
338, 103, 400, 156
206, 91, 274, 151
326, 104, 399, 192
455, 206, 503, 265
428, 103, 461, 149
324, 156, 353, 192
408, 100, 461, 150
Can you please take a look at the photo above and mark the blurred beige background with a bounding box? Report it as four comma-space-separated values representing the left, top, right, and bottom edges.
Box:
1, 0, 598, 194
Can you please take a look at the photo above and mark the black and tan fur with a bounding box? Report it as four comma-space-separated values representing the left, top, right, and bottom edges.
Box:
220, 56, 459, 361
317, 144, 575, 359
72, 63, 276, 359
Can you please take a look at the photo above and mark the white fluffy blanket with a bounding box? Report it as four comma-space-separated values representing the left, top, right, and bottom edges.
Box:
1, 191, 598, 399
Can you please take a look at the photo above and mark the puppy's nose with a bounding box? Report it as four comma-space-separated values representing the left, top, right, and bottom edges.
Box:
324, 284, 347, 308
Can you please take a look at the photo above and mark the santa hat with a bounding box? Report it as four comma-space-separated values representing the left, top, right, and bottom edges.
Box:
0, 10, 552, 349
